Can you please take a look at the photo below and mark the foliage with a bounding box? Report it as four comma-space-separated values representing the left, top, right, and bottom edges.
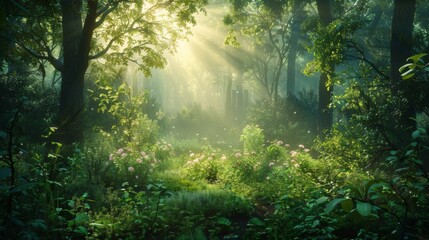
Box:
324, 129, 429, 238
240, 124, 264, 154
246, 92, 318, 147
92, 77, 160, 149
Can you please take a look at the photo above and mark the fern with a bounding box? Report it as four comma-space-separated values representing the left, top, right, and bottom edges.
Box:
217, 217, 232, 226
177, 228, 207, 240
248, 217, 264, 226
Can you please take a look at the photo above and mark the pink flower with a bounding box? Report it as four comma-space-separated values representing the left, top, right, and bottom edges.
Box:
298, 144, 305, 149
136, 158, 143, 164
128, 166, 135, 172
290, 151, 298, 157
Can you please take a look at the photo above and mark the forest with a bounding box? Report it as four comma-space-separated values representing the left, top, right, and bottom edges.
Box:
1, 0, 429, 239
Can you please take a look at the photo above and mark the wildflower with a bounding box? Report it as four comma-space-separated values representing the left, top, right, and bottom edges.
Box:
18, 151, 24, 155
269, 162, 275, 167
208, 157, 213, 161
117, 148, 124, 154
290, 151, 298, 157
298, 144, 305, 149
284, 144, 290, 148
304, 149, 310, 153
277, 140, 283, 146
251, 151, 256, 156
141, 151, 147, 157
136, 158, 143, 164
221, 154, 227, 160
109, 154, 114, 161
190, 153, 195, 158
121, 153, 127, 158
211, 153, 216, 157
235, 152, 241, 158
128, 166, 135, 172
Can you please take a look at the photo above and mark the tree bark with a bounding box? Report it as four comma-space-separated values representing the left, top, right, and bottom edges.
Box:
316, 0, 335, 135
58, 0, 97, 144
390, 0, 416, 143
286, 2, 301, 98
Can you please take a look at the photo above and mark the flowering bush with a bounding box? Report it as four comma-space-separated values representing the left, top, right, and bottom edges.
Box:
151, 140, 174, 161
184, 150, 225, 183
108, 147, 160, 186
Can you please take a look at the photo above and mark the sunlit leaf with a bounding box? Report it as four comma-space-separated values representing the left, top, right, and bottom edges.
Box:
407, 53, 427, 63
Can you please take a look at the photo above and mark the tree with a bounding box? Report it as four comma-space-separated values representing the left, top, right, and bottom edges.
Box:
286, 1, 304, 98
224, 0, 297, 103
390, 0, 416, 138
6, 0, 206, 144
316, 0, 335, 135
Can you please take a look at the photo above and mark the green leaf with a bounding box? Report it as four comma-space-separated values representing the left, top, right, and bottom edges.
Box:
412, 129, 421, 139
356, 202, 372, 217
311, 219, 320, 228
325, 198, 345, 214
74, 213, 89, 224
316, 196, 329, 204
401, 70, 415, 80
407, 53, 427, 63
74, 226, 88, 235
68, 200, 75, 208
340, 198, 354, 212
399, 63, 413, 72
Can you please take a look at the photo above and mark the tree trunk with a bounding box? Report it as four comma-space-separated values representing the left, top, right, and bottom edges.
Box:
390, 0, 416, 143
58, 0, 97, 144
316, 0, 335, 135
225, 71, 233, 119
286, 2, 301, 98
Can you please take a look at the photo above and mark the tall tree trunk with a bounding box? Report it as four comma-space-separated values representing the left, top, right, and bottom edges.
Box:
390, 0, 416, 143
236, 71, 244, 121
316, 0, 335, 135
58, 0, 97, 144
225, 71, 233, 120
286, 2, 301, 98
